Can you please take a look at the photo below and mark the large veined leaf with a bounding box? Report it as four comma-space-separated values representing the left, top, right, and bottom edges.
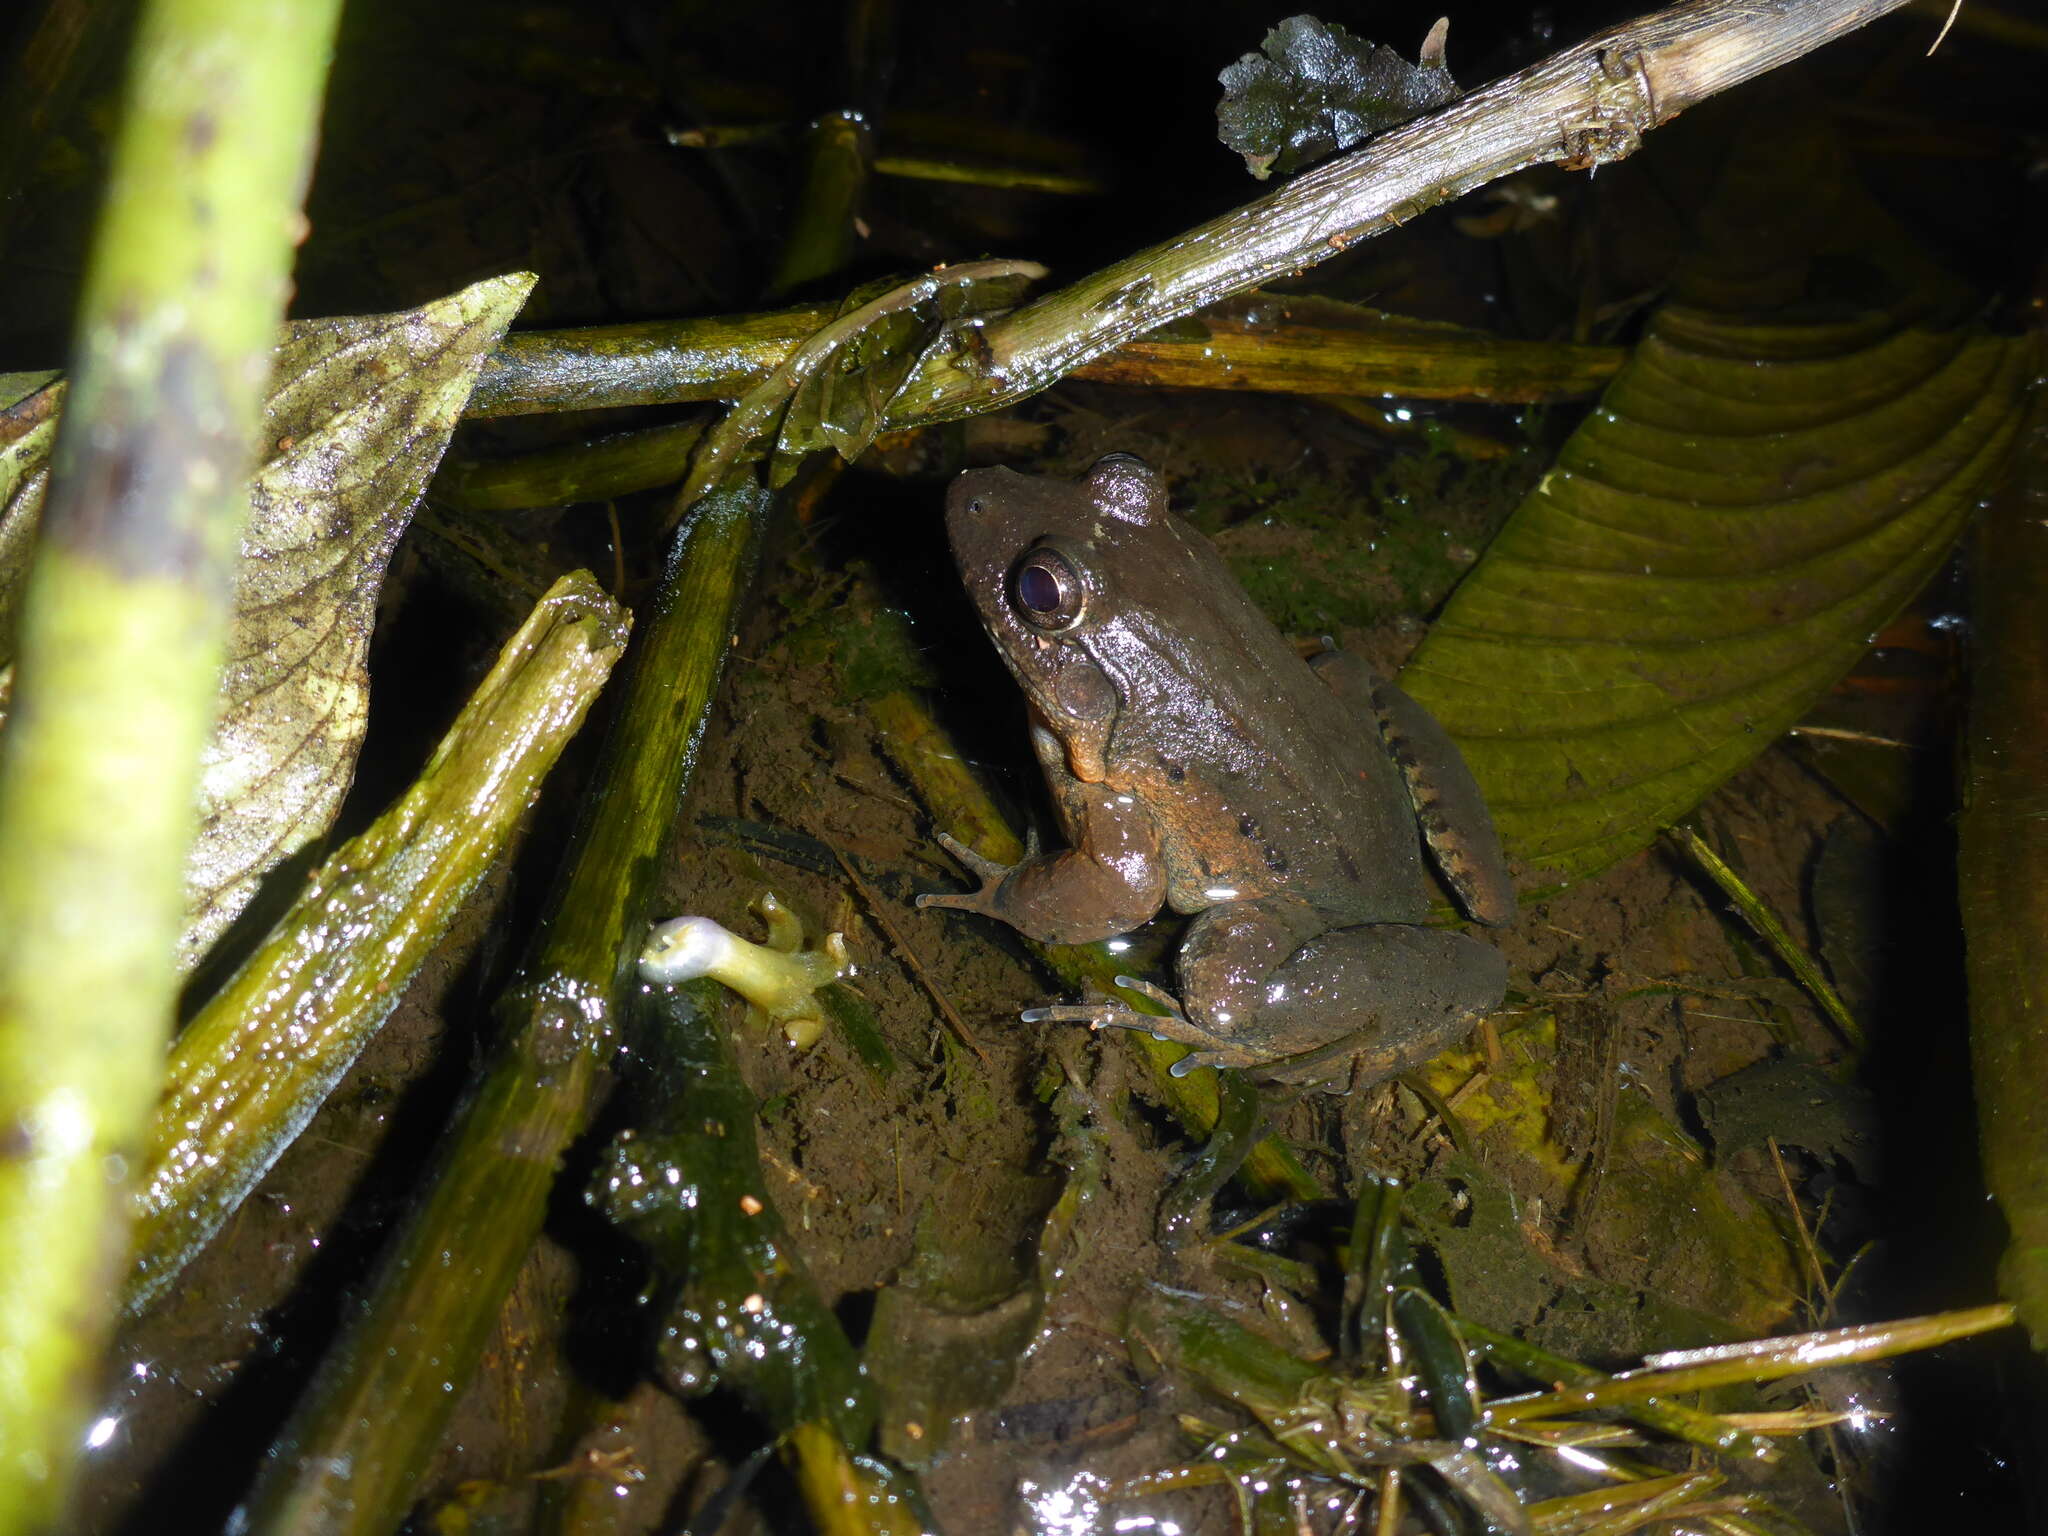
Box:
0, 274, 537, 966
1399, 137, 2034, 885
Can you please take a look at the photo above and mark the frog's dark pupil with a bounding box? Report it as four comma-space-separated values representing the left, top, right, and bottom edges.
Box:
1018, 561, 1062, 614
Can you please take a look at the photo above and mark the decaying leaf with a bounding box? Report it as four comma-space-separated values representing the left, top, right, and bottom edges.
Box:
681, 260, 1043, 502
1400, 127, 2034, 886
181, 271, 538, 966
1217, 14, 1458, 180
0, 280, 540, 968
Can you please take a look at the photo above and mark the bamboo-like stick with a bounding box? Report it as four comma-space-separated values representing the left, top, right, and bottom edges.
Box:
465, 301, 1622, 420
890, 0, 1921, 421
433, 417, 710, 513
127, 573, 631, 1313
0, 1, 342, 1524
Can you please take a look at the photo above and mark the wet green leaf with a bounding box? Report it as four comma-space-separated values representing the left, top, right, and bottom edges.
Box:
778, 265, 1040, 470
181, 271, 537, 966
1217, 15, 1458, 180
1401, 270, 2033, 885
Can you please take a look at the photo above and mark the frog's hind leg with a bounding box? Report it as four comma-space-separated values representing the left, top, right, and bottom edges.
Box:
1309, 649, 1517, 928
1179, 900, 1507, 1083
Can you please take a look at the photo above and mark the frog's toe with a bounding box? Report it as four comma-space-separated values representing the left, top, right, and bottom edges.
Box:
1022, 991, 1250, 1073
931, 830, 1014, 883
1109, 973, 1184, 1013
1021, 1001, 1130, 1027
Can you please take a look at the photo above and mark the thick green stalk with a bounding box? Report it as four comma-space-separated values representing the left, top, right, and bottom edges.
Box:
768, 110, 877, 298
770, 0, 891, 296
238, 484, 768, 1536
0, 0, 340, 1524
432, 417, 709, 513
467, 306, 832, 418
128, 573, 631, 1312
1961, 394, 2048, 1348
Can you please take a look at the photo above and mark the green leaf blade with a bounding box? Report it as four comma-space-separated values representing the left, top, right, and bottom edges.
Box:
1404, 298, 2033, 884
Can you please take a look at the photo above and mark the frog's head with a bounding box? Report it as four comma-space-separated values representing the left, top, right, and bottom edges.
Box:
943, 455, 1197, 783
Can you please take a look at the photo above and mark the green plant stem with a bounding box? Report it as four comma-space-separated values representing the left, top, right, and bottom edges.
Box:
467, 305, 834, 418
871, 153, 1102, 194
432, 417, 710, 512
1079, 296, 1622, 404
465, 300, 1619, 421
1484, 1303, 2015, 1424
1960, 391, 2048, 1350
770, 110, 877, 298
767, 0, 893, 298
0, 0, 341, 1522
1672, 826, 1863, 1049
1461, 1319, 1778, 1462
238, 483, 769, 1536
127, 573, 630, 1312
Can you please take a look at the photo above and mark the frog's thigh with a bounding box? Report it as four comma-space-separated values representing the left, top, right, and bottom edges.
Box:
1181, 902, 1505, 1074
1175, 899, 1329, 1028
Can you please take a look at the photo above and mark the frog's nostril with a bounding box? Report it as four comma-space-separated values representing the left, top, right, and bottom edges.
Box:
968, 498, 984, 513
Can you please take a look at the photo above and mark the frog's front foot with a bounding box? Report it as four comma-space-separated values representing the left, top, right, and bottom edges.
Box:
1022, 975, 1253, 1077
916, 830, 1022, 919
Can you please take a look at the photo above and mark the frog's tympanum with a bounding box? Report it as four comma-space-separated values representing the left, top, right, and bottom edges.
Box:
918, 454, 1515, 1083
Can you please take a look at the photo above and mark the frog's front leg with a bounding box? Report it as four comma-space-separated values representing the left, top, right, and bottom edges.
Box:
1162, 898, 1507, 1080
918, 781, 1167, 946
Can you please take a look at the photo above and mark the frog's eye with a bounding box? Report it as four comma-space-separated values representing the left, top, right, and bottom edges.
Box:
1012, 545, 1088, 631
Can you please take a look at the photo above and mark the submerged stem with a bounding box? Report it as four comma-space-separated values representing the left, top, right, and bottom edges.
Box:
238, 484, 769, 1536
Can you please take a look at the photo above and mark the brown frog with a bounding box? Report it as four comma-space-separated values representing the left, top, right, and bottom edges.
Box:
918, 454, 1514, 1082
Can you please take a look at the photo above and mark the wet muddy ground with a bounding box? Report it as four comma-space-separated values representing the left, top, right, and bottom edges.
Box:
78, 384, 2013, 1532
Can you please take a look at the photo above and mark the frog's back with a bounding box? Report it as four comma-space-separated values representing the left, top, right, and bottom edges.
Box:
1096, 515, 1431, 923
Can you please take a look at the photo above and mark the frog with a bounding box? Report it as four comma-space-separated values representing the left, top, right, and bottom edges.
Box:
917, 453, 1515, 1083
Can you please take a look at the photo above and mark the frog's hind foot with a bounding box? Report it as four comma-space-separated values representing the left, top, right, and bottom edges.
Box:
1022, 975, 1249, 1076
